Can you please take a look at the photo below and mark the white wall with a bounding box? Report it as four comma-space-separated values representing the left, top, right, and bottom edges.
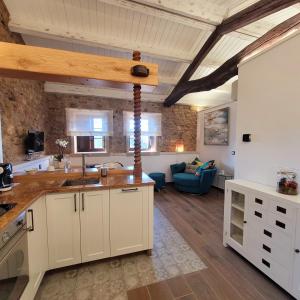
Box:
69, 152, 199, 182
197, 102, 237, 188
236, 32, 300, 187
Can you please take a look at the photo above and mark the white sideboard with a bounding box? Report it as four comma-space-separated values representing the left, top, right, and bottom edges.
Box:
223, 179, 300, 299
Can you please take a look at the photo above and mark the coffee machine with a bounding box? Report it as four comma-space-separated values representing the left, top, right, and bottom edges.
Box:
0, 163, 13, 192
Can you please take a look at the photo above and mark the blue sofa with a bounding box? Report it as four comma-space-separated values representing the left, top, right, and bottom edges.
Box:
170, 162, 217, 195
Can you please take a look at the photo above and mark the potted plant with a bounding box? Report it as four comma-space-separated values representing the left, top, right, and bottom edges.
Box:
54, 138, 69, 169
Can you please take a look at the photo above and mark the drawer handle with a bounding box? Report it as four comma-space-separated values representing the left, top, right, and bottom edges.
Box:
254, 211, 262, 218
262, 259, 270, 268
255, 198, 263, 205
264, 229, 272, 238
277, 206, 286, 214
276, 220, 286, 229
122, 188, 138, 192
263, 244, 271, 253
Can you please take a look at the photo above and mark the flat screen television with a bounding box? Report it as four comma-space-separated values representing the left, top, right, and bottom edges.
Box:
25, 130, 44, 154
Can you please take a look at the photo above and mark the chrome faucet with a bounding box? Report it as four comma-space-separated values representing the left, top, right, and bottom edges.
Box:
82, 154, 86, 177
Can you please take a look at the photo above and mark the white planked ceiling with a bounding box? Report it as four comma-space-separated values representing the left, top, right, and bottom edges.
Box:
3, 0, 300, 107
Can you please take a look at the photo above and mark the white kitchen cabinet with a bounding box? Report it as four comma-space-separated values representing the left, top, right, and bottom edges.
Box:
46, 192, 81, 269
80, 190, 110, 262
21, 196, 48, 300
110, 186, 153, 256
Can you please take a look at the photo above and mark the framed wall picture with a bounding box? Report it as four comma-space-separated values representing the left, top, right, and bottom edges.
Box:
204, 107, 229, 145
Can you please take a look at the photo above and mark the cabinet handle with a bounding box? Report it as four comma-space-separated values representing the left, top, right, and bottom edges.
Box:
275, 220, 285, 229
254, 211, 262, 218
243, 221, 247, 224
295, 249, 300, 253
82, 193, 85, 211
27, 209, 34, 232
264, 229, 272, 238
255, 198, 263, 205
122, 188, 138, 192
262, 259, 270, 268
276, 206, 286, 214
263, 244, 271, 253
74, 194, 77, 212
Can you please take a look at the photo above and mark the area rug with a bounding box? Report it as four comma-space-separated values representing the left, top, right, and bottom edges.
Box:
35, 208, 207, 300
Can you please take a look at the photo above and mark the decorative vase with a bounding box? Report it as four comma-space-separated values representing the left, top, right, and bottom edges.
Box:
54, 159, 65, 169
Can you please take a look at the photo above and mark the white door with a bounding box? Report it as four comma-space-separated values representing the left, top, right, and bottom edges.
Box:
46, 192, 81, 269
292, 210, 300, 298
80, 190, 110, 262
21, 196, 48, 300
110, 186, 150, 256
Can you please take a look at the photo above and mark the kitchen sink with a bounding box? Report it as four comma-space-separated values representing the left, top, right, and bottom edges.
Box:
62, 178, 100, 187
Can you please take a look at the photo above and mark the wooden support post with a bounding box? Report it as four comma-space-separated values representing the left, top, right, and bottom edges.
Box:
133, 51, 142, 177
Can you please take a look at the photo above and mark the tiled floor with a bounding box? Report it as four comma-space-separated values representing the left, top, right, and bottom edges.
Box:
35, 207, 206, 300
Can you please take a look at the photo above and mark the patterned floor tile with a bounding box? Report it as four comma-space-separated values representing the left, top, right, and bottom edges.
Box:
36, 208, 206, 299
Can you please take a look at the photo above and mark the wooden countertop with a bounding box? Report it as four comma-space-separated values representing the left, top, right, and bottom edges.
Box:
0, 171, 154, 231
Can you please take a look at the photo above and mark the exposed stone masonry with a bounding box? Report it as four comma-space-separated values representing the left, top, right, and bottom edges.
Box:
46, 94, 197, 154
0, 1, 47, 164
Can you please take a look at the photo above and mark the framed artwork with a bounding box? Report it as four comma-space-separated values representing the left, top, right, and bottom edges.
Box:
204, 107, 229, 145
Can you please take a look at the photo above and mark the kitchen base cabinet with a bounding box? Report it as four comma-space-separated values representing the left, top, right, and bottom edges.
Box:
80, 190, 110, 262
21, 196, 48, 300
224, 179, 300, 299
46, 193, 81, 269
110, 186, 153, 256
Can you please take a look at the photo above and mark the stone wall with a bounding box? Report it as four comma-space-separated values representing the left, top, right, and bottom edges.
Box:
0, 1, 47, 163
46, 94, 197, 154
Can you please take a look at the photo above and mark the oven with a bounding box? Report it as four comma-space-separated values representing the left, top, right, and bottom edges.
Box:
0, 211, 29, 300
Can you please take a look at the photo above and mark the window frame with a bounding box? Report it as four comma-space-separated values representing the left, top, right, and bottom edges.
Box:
73, 136, 109, 154
126, 135, 157, 153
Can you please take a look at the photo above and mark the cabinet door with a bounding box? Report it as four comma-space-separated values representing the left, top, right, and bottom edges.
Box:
110, 186, 150, 256
223, 184, 250, 255
21, 196, 48, 300
292, 210, 300, 298
80, 190, 110, 262
46, 193, 81, 269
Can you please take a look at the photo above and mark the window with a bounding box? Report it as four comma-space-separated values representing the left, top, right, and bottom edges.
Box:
66, 108, 113, 154
128, 136, 156, 152
123, 111, 161, 153
75, 136, 106, 153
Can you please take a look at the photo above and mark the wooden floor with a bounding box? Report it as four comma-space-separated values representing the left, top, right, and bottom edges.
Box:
128, 185, 294, 300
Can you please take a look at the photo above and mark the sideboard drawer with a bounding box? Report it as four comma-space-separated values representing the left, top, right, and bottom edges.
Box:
267, 212, 295, 237
247, 206, 266, 226
249, 192, 270, 211
248, 250, 290, 291
269, 200, 296, 223
247, 227, 293, 268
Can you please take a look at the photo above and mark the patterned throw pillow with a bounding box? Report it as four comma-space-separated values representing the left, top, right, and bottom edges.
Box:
185, 163, 199, 174
195, 160, 215, 176
191, 157, 202, 165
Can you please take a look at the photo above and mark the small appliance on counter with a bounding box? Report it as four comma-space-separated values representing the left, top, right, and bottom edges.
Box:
0, 163, 13, 192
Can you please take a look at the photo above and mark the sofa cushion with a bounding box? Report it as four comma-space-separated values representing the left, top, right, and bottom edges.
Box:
173, 173, 200, 187
170, 162, 186, 175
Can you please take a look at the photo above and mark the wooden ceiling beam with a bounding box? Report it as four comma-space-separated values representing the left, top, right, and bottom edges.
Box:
164, 13, 300, 107
0, 42, 158, 87
44, 82, 167, 102
164, 0, 300, 106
